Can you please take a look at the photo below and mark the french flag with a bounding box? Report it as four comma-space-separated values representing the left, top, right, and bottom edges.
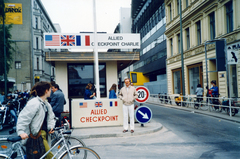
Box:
76, 35, 90, 46
110, 101, 118, 107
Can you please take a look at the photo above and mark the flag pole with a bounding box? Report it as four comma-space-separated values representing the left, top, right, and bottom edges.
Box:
93, 0, 100, 99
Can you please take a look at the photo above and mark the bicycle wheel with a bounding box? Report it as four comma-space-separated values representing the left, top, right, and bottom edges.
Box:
59, 146, 100, 159
51, 136, 86, 158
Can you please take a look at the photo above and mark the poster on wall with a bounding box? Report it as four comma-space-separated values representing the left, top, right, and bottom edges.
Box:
0, 3, 23, 25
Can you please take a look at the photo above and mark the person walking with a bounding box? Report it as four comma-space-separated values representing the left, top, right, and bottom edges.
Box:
109, 83, 117, 99
119, 78, 138, 133
50, 84, 66, 127
84, 83, 96, 99
17, 81, 56, 159
195, 84, 203, 103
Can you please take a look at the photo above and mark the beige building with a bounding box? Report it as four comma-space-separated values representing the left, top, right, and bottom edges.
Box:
165, 0, 240, 98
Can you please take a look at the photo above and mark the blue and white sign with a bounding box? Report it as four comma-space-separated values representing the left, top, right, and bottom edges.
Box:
135, 106, 152, 124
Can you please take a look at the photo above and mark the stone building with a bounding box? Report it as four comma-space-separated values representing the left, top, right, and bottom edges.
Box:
1, 0, 57, 92
165, 0, 240, 97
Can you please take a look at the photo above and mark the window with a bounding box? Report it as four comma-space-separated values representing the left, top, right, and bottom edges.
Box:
209, 12, 215, 40
178, 34, 180, 53
177, 0, 180, 15
131, 73, 137, 83
36, 37, 39, 49
35, 17, 38, 29
158, 7, 162, 21
186, 0, 188, 8
188, 64, 203, 95
170, 38, 173, 56
162, 5, 165, 18
169, 4, 172, 21
37, 57, 39, 70
196, 21, 201, 45
226, 1, 233, 33
68, 63, 106, 98
186, 28, 190, 50
172, 69, 182, 94
15, 61, 21, 69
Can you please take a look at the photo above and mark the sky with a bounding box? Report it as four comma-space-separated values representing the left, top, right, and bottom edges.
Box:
41, 0, 131, 34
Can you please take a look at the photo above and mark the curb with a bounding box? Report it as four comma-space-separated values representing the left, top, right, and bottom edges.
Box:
71, 120, 163, 139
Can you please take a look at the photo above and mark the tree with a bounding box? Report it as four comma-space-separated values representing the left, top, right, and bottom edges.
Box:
0, 0, 14, 76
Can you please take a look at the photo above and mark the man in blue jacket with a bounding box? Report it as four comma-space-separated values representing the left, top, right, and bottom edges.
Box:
50, 84, 66, 127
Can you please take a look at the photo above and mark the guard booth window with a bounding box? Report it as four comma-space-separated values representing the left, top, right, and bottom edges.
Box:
68, 63, 106, 98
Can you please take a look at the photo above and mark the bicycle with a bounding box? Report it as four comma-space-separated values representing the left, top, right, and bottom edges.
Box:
220, 97, 240, 116
0, 126, 101, 159
193, 97, 208, 111
50, 120, 87, 158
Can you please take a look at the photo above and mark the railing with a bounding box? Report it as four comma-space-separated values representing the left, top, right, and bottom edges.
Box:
148, 94, 240, 117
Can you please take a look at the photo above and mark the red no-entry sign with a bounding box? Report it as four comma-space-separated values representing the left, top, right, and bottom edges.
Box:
136, 86, 150, 103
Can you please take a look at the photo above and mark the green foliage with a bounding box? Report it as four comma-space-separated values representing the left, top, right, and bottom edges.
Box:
0, 0, 15, 76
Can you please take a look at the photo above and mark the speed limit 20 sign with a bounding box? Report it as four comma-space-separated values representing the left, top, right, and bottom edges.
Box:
136, 86, 150, 103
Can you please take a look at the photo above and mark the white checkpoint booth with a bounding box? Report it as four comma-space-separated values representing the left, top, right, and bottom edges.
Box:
44, 33, 140, 128
71, 99, 123, 128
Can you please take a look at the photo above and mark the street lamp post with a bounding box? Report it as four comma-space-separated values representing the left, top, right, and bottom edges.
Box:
179, 0, 185, 95
2, 0, 8, 98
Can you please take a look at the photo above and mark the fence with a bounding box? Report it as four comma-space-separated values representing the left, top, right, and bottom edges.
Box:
148, 94, 240, 117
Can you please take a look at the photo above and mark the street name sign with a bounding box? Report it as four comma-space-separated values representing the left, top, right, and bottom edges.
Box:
135, 106, 152, 124
44, 33, 140, 49
136, 86, 150, 103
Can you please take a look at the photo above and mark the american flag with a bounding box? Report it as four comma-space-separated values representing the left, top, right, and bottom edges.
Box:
45, 35, 60, 46
95, 102, 102, 107
61, 35, 75, 46
79, 102, 87, 108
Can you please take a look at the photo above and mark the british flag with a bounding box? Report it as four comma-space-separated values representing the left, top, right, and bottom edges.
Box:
95, 102, 102, 107
61, 35, 75, 46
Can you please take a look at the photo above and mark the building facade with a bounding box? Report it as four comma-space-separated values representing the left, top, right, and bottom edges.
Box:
2, 0, 57, 92
131, 0, 167, 94
165, 0, 240, 97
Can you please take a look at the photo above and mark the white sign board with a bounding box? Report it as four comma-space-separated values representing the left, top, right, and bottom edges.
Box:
44, 33, 140, 49
71, 99, 123, 128
227, 50, 239, 64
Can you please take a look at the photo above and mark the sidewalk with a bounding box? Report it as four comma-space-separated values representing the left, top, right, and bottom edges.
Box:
146, 101, 240, 123
71, 120, 162, 139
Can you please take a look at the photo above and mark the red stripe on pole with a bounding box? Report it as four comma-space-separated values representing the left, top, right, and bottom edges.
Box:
85, 35, 90, 46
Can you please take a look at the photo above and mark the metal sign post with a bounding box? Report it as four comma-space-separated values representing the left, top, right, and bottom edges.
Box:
93, 0, 100, 99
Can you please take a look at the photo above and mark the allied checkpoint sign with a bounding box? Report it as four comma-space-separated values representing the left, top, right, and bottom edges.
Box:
72, 99, 123, 128
44, 33, 140, 49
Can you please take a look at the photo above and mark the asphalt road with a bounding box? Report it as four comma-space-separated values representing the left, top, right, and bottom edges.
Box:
1, 103, 240, 159
82, 103, 240, 159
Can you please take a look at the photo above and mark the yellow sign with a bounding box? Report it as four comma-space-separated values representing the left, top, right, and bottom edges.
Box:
0, 3, 22, 24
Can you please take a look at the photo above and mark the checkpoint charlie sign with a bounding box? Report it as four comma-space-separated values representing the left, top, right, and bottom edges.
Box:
44, 33, 140, 49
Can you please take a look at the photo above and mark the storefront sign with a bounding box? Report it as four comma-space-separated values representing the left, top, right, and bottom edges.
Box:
72, 99, 123, 128
0, 3, 22, 24
44, 33, 140, 49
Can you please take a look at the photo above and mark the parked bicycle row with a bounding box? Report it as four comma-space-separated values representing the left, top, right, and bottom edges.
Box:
150, 93, 240, 117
